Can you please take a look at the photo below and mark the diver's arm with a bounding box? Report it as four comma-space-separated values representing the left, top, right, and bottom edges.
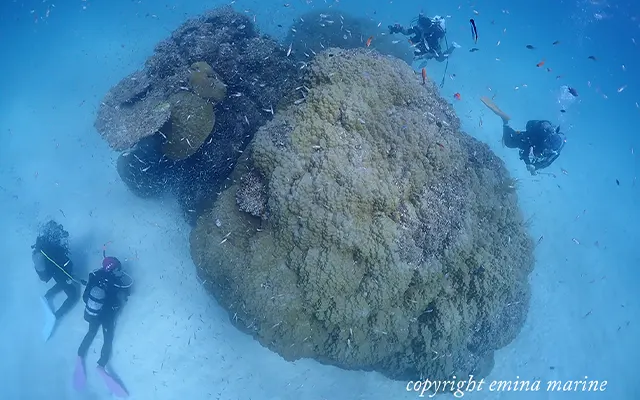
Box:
82, 272, 96, 303
36, 265, 53, 282
533, 151, 560, 170
388, 24, 414, 36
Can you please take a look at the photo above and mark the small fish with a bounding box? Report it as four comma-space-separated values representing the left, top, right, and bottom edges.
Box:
617, 85, 627, 93
436, 142, 445, 149
453, 92, 461, 100
561, 168, 569, 175
469, 48, 479, 52
572, 238, 580, 245
366, 36, 373, 47
262, 105, 274, 115
567, 87, 578, 97
536, 60, 545, 67
421, 67, 426, 85
286, 43, 292, 57
616, 179, 620, 186
588, 55, 597, 61
537, 235, 544, 245
526, 44, 535, 49
469, 19, 478, 44
546, 67, 552, 72
552, 40, 560, 45
560, 109, 566, 113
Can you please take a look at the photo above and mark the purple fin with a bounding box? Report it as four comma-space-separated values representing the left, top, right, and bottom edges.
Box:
97, 367, 129, 398
72, 357, 86, 391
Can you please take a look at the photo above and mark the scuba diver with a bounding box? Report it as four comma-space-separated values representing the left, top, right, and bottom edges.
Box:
389, 14, 459, 62
74, 251, 132, 397
32, 220, 82, 340
481, 97, 566, 175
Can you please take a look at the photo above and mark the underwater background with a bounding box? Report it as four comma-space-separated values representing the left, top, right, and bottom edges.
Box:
0, 0, 638, 399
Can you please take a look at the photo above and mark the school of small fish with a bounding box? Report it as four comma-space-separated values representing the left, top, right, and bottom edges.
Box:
35, 3, 632, 270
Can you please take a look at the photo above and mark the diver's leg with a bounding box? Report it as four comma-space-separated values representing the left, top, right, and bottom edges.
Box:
443, 44, 457, 57
97, 314, 115, 367
480, 96, 511, 122
44, 281, 63, 301
502, 125, 522, 148
78, 319, 100, 358
54, 282, 78, 319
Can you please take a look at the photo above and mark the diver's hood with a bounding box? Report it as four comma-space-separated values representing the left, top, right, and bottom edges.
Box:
431, 15, 446, 31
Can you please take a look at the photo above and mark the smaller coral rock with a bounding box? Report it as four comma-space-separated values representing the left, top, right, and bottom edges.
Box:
189, 61, 228, 102
163, 92, 215, 160
94, 70, 172, 151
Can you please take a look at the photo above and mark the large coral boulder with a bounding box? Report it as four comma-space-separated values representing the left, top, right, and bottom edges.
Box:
190, 48, 534, 384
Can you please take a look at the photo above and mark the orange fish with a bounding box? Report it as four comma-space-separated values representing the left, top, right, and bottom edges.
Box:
421, 68, 426, 85
366, 36, 373, 47
536, 60, 545, 67
453, 92, 461, 100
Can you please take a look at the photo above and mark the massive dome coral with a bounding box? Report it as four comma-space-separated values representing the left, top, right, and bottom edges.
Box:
190, 48, 534, 383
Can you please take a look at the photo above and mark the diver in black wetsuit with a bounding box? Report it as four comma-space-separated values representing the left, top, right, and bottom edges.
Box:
32, 220, 80, 322
389, 14, 458, 62
77, 254, 131, 369
503, 120, 566, 175
480, 97, 566, 175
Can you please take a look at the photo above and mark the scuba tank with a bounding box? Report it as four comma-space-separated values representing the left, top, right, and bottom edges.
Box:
85, 278, 107, 318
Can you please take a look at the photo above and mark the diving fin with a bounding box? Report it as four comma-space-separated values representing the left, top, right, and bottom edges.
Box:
97, 366, 129, 398
480, 96, 511, 122
41, 297, 56, 341
72, 356, 86, 391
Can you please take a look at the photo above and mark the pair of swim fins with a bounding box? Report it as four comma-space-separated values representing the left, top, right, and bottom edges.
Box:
73, 356, 129, 398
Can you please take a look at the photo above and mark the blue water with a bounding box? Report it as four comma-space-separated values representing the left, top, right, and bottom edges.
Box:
1, 0, 638, 399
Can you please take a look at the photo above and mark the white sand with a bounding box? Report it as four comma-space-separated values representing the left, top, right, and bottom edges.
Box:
1, 2, 637, 399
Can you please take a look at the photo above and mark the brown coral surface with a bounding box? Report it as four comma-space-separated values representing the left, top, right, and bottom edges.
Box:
190, 48, 534, 385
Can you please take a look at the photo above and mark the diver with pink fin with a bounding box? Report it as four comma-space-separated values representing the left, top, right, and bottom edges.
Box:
73, 249, 133, 398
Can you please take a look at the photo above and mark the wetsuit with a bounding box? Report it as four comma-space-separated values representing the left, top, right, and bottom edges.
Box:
32, 242, 79, 319
77, 269, 129, 367
502, 120, 565, 171
389, 15, 454, 61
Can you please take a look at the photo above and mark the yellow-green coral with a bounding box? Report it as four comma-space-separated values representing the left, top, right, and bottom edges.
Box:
190, 48, 534, 385
188, 61, 227, 102
162, 92, 215, 160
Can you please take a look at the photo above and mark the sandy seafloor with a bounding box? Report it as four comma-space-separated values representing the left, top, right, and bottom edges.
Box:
1, 0, 638, 399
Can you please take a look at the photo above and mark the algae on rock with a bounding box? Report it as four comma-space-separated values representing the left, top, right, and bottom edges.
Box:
190, 48, 534, 387
163, 92, 215, 160
189, 61, 228, 102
